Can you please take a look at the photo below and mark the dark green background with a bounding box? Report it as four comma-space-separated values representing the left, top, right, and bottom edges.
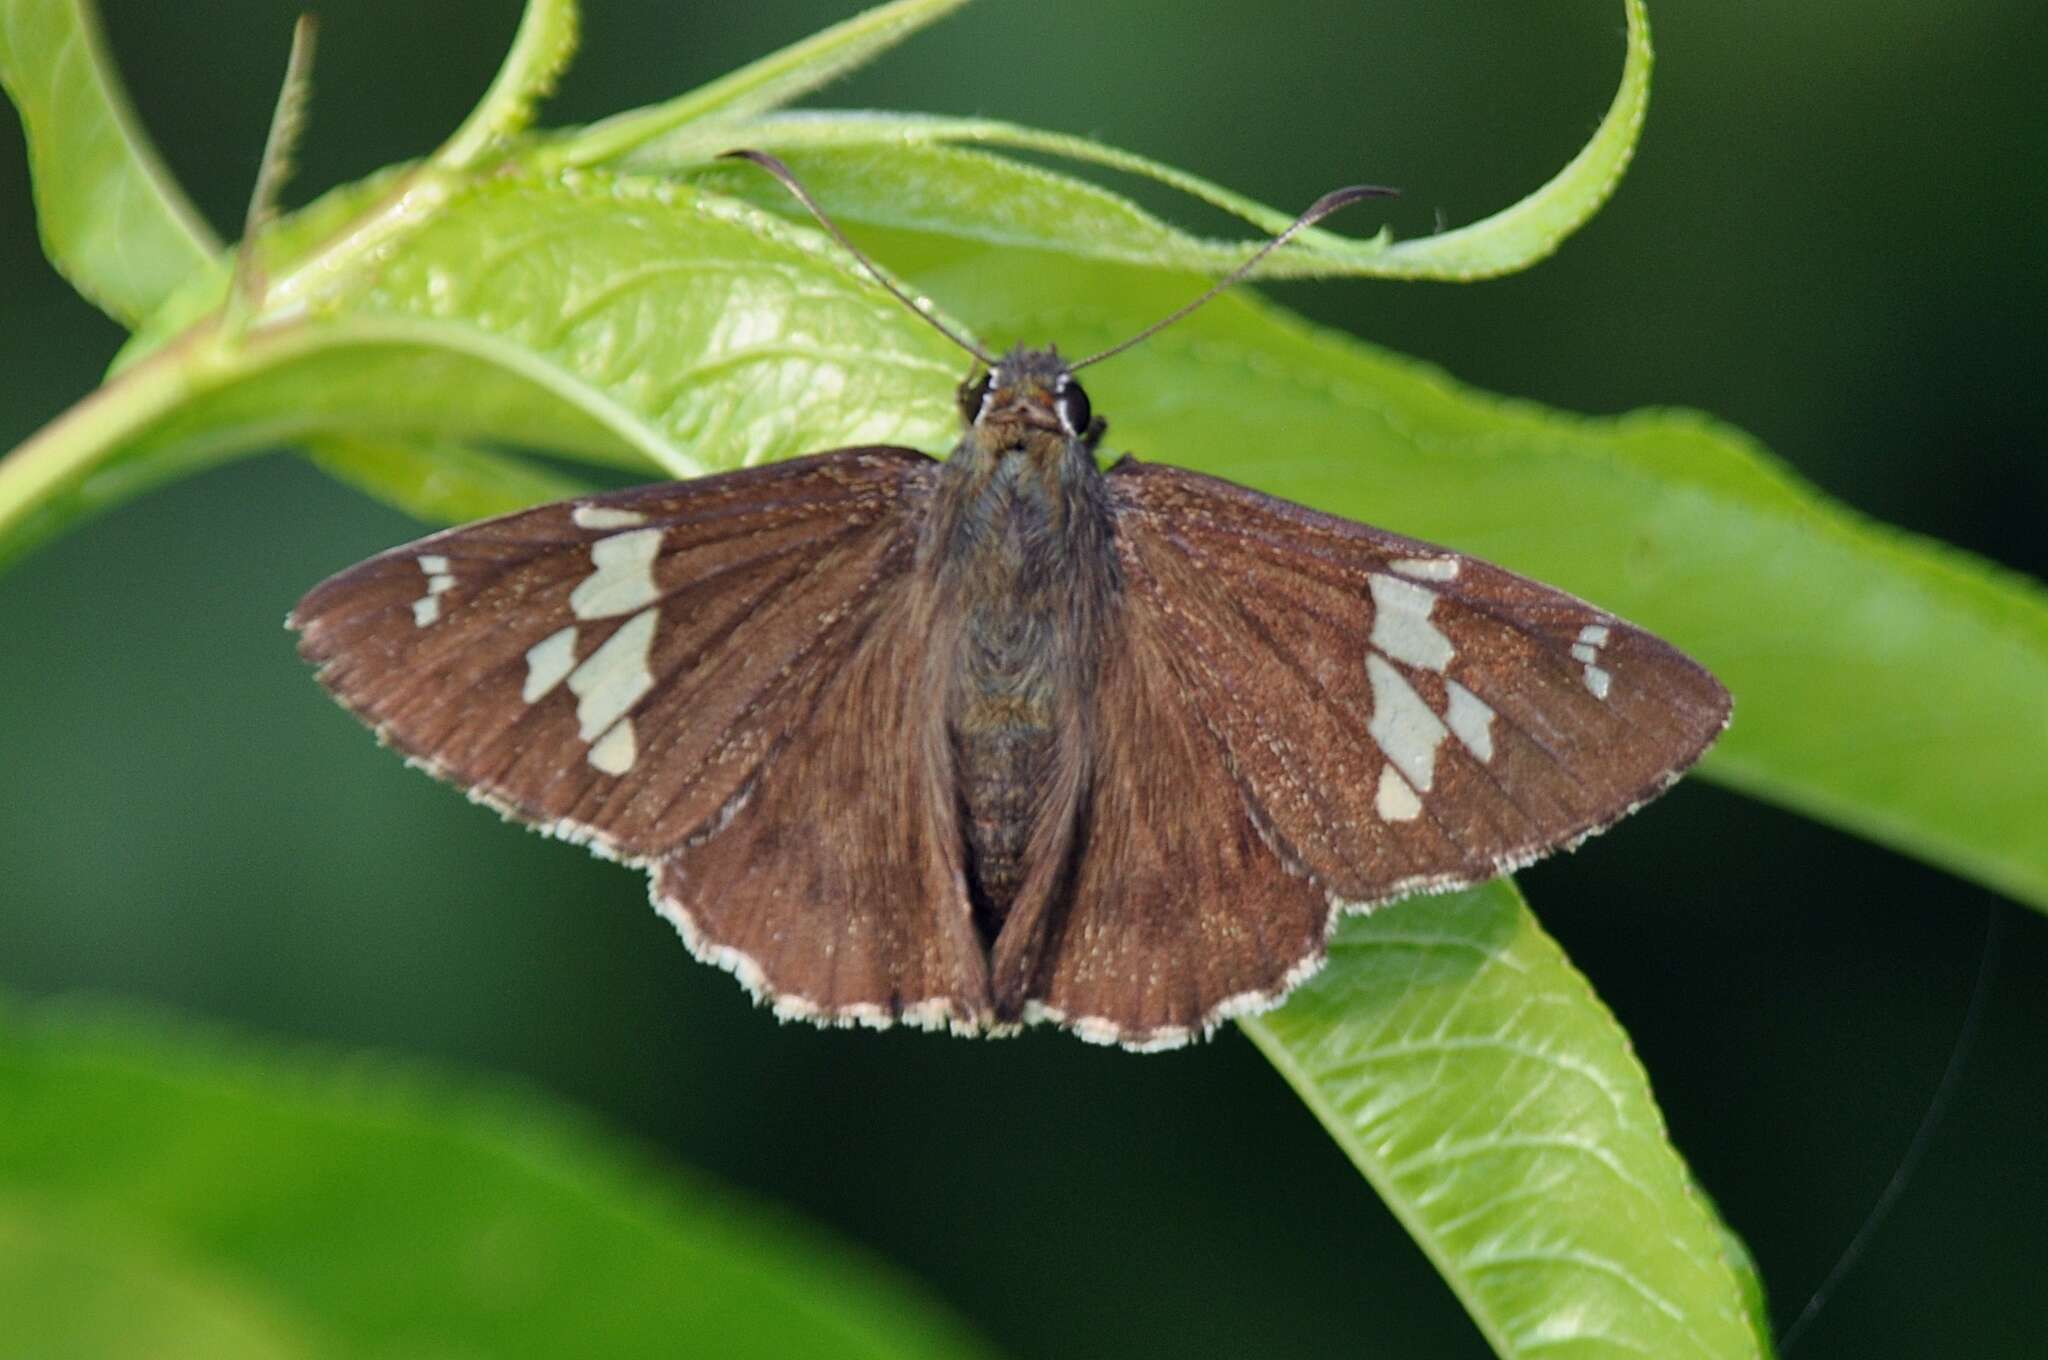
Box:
3, 1, 2043, 1355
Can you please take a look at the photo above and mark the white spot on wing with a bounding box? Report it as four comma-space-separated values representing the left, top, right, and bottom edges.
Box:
567, 607, 658, 740
1572, 621, 1614, 700
1376, 764, 1423, 821
570, 528, 663, 620
523, 625, 579, 703
573, 505, 649, 530
1444, 680, 1496, 763
1366, 654, 1449, 791
410, 556, 456, 629
1390, 557, 1460, 581
589, 719, 637, 774
1368, 574, 1455, 672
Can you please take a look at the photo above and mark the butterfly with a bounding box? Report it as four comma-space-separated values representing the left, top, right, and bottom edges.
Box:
291, 153, 1730, 1051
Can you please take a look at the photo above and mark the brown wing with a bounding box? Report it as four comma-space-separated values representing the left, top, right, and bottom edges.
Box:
991, 460, 1729, 1050
292, 447, 993, 1028
1104, 458, 1732, 906
652, 569, 993, 1032
990, 587, 1332, 1050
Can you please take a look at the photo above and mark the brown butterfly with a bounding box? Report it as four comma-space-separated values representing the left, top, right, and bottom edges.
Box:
291, 153, 1729, 1050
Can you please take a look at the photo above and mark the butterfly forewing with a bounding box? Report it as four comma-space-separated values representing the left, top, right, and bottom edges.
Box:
291, 448, 942, 863
1105, 459, 1731, 905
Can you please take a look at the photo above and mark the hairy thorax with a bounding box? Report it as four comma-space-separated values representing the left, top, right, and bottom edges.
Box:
932, 429, 1112, 942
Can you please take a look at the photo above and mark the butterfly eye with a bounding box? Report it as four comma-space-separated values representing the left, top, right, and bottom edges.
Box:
959, 372, 993, 422
1054, 377, 1093, 436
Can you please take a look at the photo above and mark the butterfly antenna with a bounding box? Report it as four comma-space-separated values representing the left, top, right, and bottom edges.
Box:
1070, 183, 1397, 371
227, 15, 319, 326
720, 149, 996, 366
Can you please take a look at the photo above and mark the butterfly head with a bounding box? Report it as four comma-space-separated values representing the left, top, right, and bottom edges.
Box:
958, 346, 1102, 453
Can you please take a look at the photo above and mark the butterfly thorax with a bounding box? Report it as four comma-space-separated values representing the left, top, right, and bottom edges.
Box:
929, 349, 1116, 942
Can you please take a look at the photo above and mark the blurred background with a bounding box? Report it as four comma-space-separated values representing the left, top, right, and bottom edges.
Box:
2, 1, 2043, 1355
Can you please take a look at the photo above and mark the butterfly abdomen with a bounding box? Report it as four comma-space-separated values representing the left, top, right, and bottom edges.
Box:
953, 695, 1056, 934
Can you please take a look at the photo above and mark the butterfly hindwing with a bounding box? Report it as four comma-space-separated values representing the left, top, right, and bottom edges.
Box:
990, 584, 1331, 1049
1104, 457, 1731, 906
651, 568, 994, 1030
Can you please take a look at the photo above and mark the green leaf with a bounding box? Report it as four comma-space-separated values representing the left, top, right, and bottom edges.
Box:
610, 0, 1650, 282
313, 170, 961, 466
306, 434, 595, 525
437, 0, 580, 170
1374, 0, 1653, 280
0, 167, 963, 571
0, 1199, 311, 1359
0, 0, 219, 325
1242, 882, 1770, 1360
638, 119, 1387, 277
1709, 1194, 1774, 1350
0, 996, 994, 1360
551, 0, 973, 169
